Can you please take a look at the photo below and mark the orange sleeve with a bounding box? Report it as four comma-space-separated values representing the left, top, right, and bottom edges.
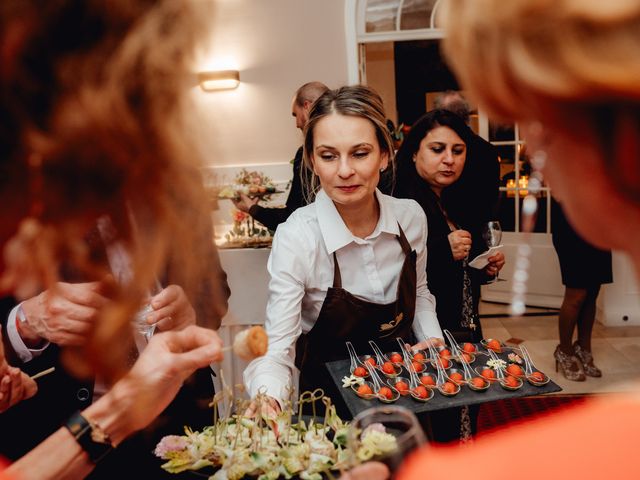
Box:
399, 393, 640, 480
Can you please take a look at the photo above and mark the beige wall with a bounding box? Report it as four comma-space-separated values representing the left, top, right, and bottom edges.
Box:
190, 0, 350, 171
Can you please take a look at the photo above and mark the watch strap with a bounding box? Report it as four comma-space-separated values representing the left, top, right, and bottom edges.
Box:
65, 411, 113, 463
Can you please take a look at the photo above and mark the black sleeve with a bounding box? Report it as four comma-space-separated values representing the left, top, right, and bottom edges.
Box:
1, 296, 20, 365
249, 147, 306, 232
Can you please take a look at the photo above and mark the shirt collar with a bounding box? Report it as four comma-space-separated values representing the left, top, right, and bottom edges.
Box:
315, 189, 399, 254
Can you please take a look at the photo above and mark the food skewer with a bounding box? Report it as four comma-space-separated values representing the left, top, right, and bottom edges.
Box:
222, 325, 268, 360
30, 367, 55, 380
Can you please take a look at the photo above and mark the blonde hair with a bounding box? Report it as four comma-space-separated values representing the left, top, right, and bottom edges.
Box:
1, 0, 213, 380
441, 0, 640, 121
302, 85, 394, 202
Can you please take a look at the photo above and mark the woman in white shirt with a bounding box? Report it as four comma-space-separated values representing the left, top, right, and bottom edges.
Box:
244, 85, 443, 416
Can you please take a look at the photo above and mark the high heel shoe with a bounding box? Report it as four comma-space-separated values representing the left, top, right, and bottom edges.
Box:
554, 345, 586, 381
573, 342, 602, 377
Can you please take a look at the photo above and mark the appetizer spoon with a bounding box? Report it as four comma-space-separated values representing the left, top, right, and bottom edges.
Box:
365, 363, 400, 404
426, 339, 461, 396
443, 329, 475, 364
346, 341, 369, 379
369, 340, 402, 377
399, 338, 434, 403
520, 345, 550, 386
488, 350, 523, 390
454, 347, 489, 391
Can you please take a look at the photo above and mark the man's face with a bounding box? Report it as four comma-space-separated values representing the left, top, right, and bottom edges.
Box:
291, 99, 308, 131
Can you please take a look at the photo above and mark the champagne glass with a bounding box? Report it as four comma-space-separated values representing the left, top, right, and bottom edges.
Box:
482, 221, 503, 283
132, 279, 164, 342
348, 405, 426, 477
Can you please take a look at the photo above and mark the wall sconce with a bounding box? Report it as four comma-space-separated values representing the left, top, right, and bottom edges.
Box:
198, 70, 240, 91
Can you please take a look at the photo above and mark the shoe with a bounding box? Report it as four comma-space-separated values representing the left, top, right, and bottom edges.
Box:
573, 342, 602, 377
554, 346, 586, 381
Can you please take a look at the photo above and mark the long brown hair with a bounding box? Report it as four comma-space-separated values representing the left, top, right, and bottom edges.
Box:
0, 0, 213, 380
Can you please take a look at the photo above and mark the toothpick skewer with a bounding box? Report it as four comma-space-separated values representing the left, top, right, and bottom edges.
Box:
30, 367, 55, 380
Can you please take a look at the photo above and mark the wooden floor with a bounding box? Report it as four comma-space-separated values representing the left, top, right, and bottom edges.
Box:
479, 302, 640, 395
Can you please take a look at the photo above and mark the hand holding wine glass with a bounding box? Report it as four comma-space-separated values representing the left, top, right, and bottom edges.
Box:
482, 221, 504, 282
348, 406, 425, 476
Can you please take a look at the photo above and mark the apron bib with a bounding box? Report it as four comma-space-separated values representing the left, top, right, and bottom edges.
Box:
295, 225, 417, 417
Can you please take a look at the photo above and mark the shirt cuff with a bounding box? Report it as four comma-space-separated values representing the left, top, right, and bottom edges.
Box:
413, 310, 443, 342
6, 303, 50, 363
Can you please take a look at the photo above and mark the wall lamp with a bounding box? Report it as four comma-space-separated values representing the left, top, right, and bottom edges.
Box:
198, 70, 240, 91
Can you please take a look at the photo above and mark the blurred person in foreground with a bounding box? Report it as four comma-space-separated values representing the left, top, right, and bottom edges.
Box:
0, 0, 225, 478
347, 1, 640, 478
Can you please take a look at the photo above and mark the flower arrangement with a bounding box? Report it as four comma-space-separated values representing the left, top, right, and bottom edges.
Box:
224, 208, 271, 246
218, 168, 277, 199
154, 385, 397, 480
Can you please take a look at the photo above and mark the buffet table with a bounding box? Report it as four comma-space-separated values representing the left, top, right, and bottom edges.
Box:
213, 247, 271, 406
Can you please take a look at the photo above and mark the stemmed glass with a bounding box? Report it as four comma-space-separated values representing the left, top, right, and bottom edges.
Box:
348, 405, 426, 476
132, 279, 163, 343
482, 220, 503, 283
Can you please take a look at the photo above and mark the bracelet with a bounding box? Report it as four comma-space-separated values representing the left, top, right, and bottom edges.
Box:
65, 411, 114, 463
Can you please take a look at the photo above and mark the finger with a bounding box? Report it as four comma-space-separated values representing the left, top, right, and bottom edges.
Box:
8, 367, 25, 406
0, 375, 10, 396
147, 305, 175, 326
150, 285, 182, 310
170, 343, 223, 376
152, 315, 180, 332
21, 373, 38, 399
340, 462, 390, 480
50, 296, 102, 324
161, 326, 224, 362
457, 230, 472, 238
244, 402, 257, 418
56, 282, 110, 308
0, 330, 5, 360
48, 332, 90, 347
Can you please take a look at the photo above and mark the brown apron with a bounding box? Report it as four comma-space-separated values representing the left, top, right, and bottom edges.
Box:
295, 225, 417, 417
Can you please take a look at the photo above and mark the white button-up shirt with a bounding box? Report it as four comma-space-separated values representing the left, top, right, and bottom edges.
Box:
244, 189, 442, 403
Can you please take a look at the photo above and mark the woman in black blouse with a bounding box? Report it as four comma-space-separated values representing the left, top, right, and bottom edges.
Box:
394, 109, 505, 443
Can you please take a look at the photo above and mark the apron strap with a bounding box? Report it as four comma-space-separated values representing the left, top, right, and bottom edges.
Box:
396, 222, 412, 255
332, 252, 342, 288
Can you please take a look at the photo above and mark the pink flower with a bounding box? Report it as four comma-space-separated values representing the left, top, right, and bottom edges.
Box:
154, 435, 188, 458
233, 210, 249, 223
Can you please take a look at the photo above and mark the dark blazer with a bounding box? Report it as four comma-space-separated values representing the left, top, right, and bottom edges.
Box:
248, 146, 307, 231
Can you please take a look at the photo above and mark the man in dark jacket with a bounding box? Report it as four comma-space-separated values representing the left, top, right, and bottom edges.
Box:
232, 82, 328, 231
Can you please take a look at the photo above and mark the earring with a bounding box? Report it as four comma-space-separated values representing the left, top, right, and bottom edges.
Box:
379, 167, 385, 173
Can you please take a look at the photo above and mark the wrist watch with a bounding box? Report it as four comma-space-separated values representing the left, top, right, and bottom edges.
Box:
65, 411, 114, 463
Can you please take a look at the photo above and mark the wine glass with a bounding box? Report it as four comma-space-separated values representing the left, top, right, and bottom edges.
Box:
482, 221, 503, 283
132, 279, 164, 343
348, 405, 426, 476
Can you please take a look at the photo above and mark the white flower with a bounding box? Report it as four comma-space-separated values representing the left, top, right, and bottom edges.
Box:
487, 358, 507, 370
342, 375, 364, 388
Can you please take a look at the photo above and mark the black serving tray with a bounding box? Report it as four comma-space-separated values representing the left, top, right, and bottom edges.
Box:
325, 346, 561, 416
